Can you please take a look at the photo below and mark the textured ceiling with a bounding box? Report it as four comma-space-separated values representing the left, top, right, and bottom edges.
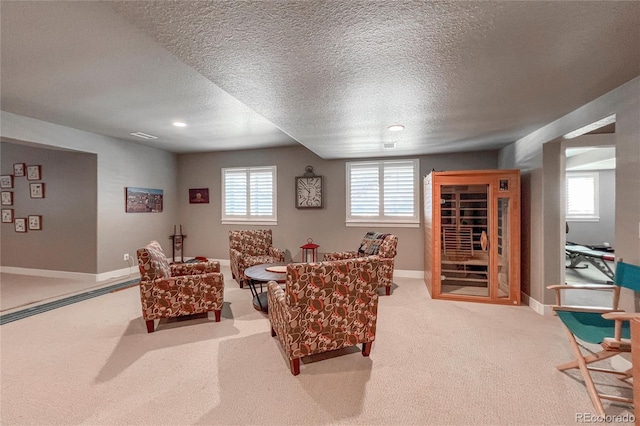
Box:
1, 1, 639, 158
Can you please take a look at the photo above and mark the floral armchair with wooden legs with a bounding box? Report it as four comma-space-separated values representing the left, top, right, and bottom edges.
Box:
323, 232, 398, 295
228, 229, 285, 288
268, 256, 381, 375
137, 240, 224, 333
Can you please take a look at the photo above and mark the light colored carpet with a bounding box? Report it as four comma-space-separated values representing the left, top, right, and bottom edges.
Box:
0, 266, 634, 425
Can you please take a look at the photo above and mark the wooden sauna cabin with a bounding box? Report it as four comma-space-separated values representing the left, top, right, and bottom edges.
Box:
423, 170, 521, 305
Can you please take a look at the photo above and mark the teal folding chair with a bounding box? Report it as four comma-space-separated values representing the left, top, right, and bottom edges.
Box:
548, 261, 640, 416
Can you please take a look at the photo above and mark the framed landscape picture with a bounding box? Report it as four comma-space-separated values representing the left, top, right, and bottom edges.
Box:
125, 187, 163, 213
189, 188, 209, 204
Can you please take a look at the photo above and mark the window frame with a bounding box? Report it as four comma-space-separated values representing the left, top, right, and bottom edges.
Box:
345, 158, 420, 227
566, 171, 600, 222
221, 165, 277, 225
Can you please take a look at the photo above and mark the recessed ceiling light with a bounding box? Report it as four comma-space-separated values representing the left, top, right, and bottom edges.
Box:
563, 114, 615, 139
130, 132, 158, 140
388, 125, 404, 132
172, 121, 187, 127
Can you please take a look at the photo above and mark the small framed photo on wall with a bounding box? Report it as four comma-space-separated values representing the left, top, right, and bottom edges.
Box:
14, 218, 26, 233
189, 188, 210, 204
13, 163, 25, 177
0, 175, 13, 189
27, 165, 41, 181
1, 191, 13, 206
30, 183, 45, 199
28, 215, 42, 230
1, 209, 14, 223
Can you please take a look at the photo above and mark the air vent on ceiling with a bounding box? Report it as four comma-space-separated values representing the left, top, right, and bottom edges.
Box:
383, 142, 397, 149
130, 132, 158, 140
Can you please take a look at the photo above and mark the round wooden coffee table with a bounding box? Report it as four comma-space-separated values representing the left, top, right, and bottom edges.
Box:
244, 263, 287, 312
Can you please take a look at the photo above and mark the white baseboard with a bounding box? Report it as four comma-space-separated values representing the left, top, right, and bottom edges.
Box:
1, 266, 97, 281
394, 269, 423, 279
1, 266, 139, 282
96, 267, 139, 282
522, 293, 552, 315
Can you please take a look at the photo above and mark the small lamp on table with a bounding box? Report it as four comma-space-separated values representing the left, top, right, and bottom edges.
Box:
300, 238, 319, 263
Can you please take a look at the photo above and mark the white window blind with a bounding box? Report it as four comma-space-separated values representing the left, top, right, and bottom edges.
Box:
346, 159, 419, 227
566, 172, 599, 221
222, 166, 277, 224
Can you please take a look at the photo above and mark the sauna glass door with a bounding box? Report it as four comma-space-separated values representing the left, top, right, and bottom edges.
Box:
439, 184, 490, 297
496, 197, 511, 300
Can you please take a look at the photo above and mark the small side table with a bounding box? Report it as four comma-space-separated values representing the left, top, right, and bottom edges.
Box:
244, 263, 287, 312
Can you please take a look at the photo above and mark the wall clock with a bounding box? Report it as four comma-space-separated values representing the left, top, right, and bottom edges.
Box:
295, 166, 323, 209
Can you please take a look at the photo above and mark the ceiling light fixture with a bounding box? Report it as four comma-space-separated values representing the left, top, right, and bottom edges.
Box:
130, 132, 158, 140
172, 121, 187, 127
562, 114, 616, 139
387, 124, 405, 132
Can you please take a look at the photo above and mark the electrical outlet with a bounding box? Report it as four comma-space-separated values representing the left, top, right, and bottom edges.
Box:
124, 253, 130, 261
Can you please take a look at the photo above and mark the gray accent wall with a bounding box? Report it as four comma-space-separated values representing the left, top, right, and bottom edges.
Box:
566, 169, 616, 247
177, 146, 498, 271
0, 142, 97, 272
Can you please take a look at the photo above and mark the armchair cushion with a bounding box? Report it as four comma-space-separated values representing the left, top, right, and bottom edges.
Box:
170, 261, 220, 276
322, 251, 359, 261
138, 240, 171, 280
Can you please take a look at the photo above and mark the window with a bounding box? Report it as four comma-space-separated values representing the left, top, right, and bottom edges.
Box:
566, 171, 599, 221
346, 159, 419, 227
222, 166, 277, 224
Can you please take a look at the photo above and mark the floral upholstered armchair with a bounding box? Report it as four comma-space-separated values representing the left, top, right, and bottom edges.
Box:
137, 241, 224, 333
323, 232, 398, 295
228, 229, 285, 288
268, 256, 381, 375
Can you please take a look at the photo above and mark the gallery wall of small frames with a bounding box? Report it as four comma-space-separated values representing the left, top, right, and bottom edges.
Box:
1, 163, 44, 232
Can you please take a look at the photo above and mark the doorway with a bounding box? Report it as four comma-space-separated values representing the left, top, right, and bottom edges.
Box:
563, 145, 616, 286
